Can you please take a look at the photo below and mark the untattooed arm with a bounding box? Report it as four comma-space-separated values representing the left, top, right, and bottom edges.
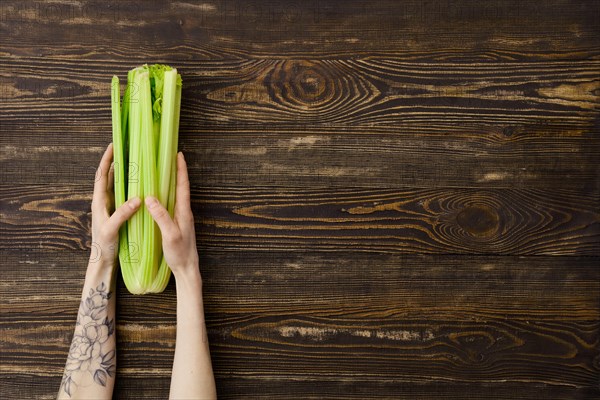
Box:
146, 152, 217, 399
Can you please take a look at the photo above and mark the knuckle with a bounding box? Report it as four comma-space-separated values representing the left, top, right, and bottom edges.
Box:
112, 207, 125, 220
155, 208, 169, 220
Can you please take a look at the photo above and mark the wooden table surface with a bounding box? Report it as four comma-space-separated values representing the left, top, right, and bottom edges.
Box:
1, 1, 599, 398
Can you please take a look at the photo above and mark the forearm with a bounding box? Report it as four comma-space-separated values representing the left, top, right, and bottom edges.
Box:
58, 261, 117, 399
169, 267, 217, 399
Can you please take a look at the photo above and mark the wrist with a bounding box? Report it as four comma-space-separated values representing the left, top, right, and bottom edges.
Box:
88, 252, 116, 269
173, 263, 202, 285
88, 241, 118, 269
85, 259, 116, 285
87, 248, 117, 281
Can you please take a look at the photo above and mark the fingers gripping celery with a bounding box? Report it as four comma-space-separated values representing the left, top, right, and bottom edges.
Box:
111, 65, 182, 294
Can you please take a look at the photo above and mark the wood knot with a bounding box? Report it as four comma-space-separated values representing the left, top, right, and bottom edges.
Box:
297, 72, 323, 98
456, 204, 500, 238
502, 126, 515, 136
289, 62, 330, 106
271, 60, 335, 109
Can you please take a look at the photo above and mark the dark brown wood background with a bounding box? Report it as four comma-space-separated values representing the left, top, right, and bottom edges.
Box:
1, 0, 599, 398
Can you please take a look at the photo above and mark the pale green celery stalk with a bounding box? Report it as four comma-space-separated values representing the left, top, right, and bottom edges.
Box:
152, 122, 160, 156
114, 64, 182, 294
149, 73, 181, 294
121, 70, 139, 292
121, 69, 134, 196
125, 69, 144, 294
111, 76, 134, 289
169, 73, 182, 218
150, 65, 165, 158
156, 69, 178, 206
145, 69, 176, 293
121, 71, 131, 139
139, 72, 160, 290
111, 77, 125, 211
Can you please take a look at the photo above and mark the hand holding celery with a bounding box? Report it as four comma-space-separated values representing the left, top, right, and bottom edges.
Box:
89, 143, 142, 269
145, 152, 200, 281
111, 64, 183, 294
58, 143, 137, 399
144, 155, 216, 398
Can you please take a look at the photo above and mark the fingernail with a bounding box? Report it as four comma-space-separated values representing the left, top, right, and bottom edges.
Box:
107, 143, 113, 151
128, 197, 141, 209
179, 151, 184, 160
145, 196, 158, 209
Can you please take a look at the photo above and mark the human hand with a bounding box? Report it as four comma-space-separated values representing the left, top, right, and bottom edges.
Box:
145, 152, 200, 281
90, 143, 141, 268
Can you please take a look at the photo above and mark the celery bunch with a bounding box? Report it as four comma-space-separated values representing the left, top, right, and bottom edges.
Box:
111, 64, 182, 294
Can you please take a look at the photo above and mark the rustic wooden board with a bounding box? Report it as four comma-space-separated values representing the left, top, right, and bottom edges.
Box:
1, 185, 599, 255
1, 249, 599, 399
1, 0, 599, 399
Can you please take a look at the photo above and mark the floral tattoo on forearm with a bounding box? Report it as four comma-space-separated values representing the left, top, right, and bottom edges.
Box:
60, 282, 115, 397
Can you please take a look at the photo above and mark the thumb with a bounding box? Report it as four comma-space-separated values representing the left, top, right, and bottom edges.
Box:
105, 197, 141, 234
145, 196, 179, 240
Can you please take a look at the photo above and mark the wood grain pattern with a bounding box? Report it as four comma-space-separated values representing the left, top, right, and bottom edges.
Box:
3, 129, 600, 190
1, 249, 599, 399
3, 57, 600, 126
1, 0, 599, 58
2, 57, 599, 189
1, 185, 599, 255
1, 0, 599, 398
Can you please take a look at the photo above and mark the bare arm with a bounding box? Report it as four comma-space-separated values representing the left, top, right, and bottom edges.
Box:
58, 143, 141, 399
146, 152, 217, 399
170, 267, 216, 399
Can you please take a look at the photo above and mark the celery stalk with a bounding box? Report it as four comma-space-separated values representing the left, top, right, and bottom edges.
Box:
111, 76, 134, 290
149, 76, 181, 294
128, 69, 142, 277
169, 74, 182, 219
111, 64, 182, 294
111, 77, 125, 214
139, 71, 159, 288
157, 69, 178, 207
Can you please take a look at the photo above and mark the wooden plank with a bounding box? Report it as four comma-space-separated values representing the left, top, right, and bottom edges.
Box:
2, 128, 598, 190
1, 185, 598, 255
1, 56, 598, 189
211, 378, 600, 400
1, 250, 598, 398
1, 375, 598, 400
0, 0, 598, 59
3, 250, 599, 318
1, 58, 599, 127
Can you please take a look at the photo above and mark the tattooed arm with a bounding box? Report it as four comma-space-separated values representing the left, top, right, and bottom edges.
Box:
58, 144, 141, 399
58, 264, 118, 399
